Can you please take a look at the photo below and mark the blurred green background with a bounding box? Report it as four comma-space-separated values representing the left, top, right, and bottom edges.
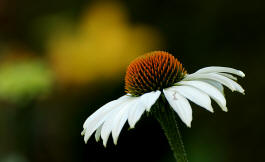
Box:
0, 0, 264, 162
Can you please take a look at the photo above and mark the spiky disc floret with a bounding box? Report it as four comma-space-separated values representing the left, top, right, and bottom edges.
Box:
125, 51, 187, 96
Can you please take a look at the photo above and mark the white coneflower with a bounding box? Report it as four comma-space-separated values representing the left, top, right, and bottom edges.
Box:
81, 51, 244, 161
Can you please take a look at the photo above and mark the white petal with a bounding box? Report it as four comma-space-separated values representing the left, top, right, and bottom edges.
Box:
111, 98, 138, 145
214, 74, 244, 94
194, 66, 245, 77
100, 107, 123, 147
95, 124, 103, 142
184, 73, 244, 93
83, 95, 128, 128
179, 80, 228, 112
218, 73, 237, 80
100, 97, 135, 147
82, 95, 130, 143
172, 85, 213, 112
163, 88, 192, 127
128, 91, 160, 128
128, 99, 144, 128
140, 90, 161, 112
201, 79, 224, 94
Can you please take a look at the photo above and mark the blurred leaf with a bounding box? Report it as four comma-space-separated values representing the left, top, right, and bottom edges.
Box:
0, 59, 54, 103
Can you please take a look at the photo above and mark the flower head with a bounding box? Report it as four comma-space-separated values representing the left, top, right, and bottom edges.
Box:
82, 51, 245, 147
125, 51, 186, 96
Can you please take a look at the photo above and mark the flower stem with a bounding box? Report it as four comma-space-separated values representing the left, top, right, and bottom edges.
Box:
153, 96, 188, 162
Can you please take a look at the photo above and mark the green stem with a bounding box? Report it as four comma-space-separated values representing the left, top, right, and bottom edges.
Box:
153, 96, 188, 162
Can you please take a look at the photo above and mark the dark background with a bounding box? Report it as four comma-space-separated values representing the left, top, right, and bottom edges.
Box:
0, 0, 264, 162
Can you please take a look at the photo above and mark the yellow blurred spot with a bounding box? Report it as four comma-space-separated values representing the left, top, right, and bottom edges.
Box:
47, 2, 163, 86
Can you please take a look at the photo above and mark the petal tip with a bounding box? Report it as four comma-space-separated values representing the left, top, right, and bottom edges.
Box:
131, 124, 136, 128
81, 130, 85, 136
208, 105, 214, 113
239, 71, 245, 77
185, 120, 192, 128
128, 121, 135, 129
223, 107, 228, 112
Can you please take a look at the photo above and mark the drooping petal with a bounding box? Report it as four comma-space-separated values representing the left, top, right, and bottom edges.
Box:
140, 90, 161, 112
83, 95, 128, 128
201, 79, 224, 94
100, 97, 135, 147
213, 74, 244, 94
184, 73, 245, 94
194, 66, 245, 77
100, 109, 120, 147
82, 95, 130, 143
111, 98, 138, 145
163, 88, 192, 127
128, 91, 161, 128
172, 85, 213, 112
218, 73, 237, 80
95, 124, 103, 142
179, 80, 227, 112
128, 99, 144, 128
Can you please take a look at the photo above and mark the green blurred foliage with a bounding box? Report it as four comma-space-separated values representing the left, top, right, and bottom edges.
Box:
0, 60, 54, 103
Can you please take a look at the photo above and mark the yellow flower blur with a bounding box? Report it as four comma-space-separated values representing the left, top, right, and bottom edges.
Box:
47, 2, 163, 86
